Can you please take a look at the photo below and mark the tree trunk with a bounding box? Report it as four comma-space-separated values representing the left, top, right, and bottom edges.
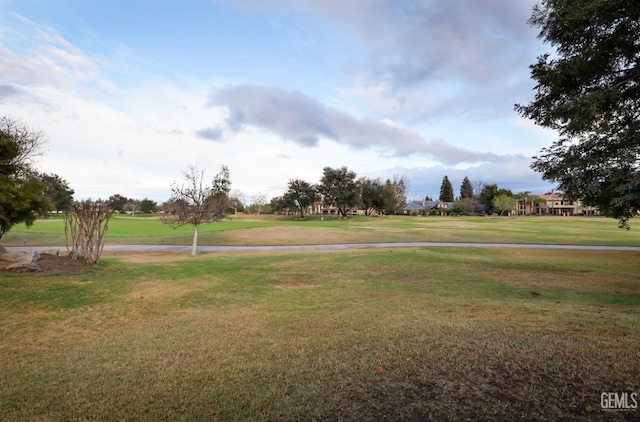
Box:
191, 225, 199, 257
69, 200, 112, 265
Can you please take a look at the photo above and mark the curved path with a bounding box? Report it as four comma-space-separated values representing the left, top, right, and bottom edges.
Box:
7, 242, 640, 253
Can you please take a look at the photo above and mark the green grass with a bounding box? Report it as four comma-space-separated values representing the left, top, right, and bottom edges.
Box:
1, 248, 639, 420
3, 214, 640, 247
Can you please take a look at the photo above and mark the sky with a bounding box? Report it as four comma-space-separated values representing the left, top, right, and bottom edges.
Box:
0, 0, 559, 204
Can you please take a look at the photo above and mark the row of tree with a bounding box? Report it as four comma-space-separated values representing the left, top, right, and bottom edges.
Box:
266, 168, 522, 218
269, 167, 408, 218
436, 176, 526, 214
107, 194, 158, 215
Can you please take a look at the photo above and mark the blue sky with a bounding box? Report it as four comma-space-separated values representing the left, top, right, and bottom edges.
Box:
0, 0, 558, 204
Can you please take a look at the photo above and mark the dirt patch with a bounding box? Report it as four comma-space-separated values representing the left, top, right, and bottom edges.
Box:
274, 278, 316, 289
0, 253, 85, 276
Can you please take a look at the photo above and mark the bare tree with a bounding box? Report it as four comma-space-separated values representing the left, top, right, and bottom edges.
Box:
473, 181, 486, 200
64, 200, 113, 266
125, 199, 140, 216
228, 189, 245, 214
392, 174, 409, 209
251, 193, 267, 214
161, 165, 230, 257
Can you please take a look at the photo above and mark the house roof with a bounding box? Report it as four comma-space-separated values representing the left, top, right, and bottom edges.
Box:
423, 200, 438, 209
403, 200, 424, 211
403, 200, 456, 211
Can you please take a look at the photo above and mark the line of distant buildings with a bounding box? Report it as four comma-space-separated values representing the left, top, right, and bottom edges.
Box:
294, 191, 601, 216
400, 191, 600, 216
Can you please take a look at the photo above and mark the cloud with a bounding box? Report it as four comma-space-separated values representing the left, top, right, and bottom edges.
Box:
230, 0, 541, 124
0, 16, 100, 91
0, 84, 20, 101
195, 127, 224, 141
210, 84, 331, 147
236, 0, 538, 87
209, 83, 515, 164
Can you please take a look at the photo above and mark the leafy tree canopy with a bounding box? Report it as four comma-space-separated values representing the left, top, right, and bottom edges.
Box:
0, 116, 49, 239
317, 166, 359, 217
0, 176, 49, 239
282, 179, 318, 218
358, 177, 385, 216
40, 173, 74, 213
108, 194, 128, 213
516, 0, 640, 228
493, 194, 517, 216
139, 198, 158, 213
479, 184, 513, 214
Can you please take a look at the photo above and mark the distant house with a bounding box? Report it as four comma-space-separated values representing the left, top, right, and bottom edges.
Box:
423, 200, 439, 211
437, 202, 455, 212
403, 200, 425, 215
320, 205, 359, 215
403, 200, 455, 215
515, 192, 600, 216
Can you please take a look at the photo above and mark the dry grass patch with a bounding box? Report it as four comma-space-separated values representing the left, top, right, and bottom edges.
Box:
273, 278, 317, 289
483, 268, 640, 294
128, 279, 206, 301
475, 249, 640, 294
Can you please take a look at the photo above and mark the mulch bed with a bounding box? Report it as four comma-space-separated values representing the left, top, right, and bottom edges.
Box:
0, 251, 86, 276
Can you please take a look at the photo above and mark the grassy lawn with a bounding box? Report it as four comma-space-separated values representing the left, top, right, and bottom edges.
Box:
2, 214, 640, 247
1, 248, 639, 420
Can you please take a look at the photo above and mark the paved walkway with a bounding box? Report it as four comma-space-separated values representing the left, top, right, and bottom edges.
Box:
6, 242, 640, 253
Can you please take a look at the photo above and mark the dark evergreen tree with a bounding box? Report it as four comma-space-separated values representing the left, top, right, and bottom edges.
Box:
439, 175, 454, 202
460, 176, 474, 199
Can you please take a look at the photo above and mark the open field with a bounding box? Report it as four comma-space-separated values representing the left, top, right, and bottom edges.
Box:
1, 247, 639, 420
2, 214, 640, 247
